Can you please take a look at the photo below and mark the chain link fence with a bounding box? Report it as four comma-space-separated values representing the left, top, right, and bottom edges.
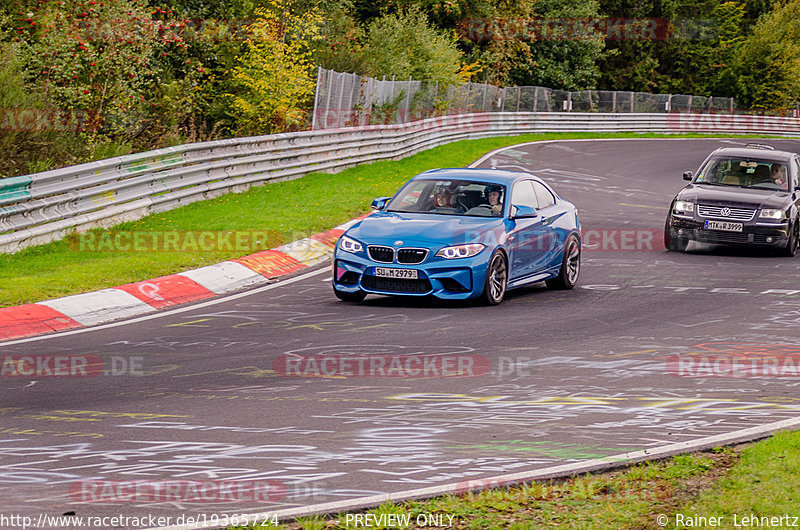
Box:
312, 67, 737, 130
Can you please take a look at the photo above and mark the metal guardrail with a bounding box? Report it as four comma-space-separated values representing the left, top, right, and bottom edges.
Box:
2, 112, 800, 253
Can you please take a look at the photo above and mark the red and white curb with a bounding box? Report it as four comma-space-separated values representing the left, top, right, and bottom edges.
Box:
0, 217, 365, 342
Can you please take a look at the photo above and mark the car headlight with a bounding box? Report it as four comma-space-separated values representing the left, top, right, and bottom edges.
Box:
759, 209, 786, 219
435, 244, 485, 259
338, 235, 363, 253
673, 200, 694, 214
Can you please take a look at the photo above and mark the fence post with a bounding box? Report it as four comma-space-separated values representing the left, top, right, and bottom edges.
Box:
337, 72, 347, 128
323, 69, 334, 129
311, 66, 321, 130
630, 92, 634, 113
687, 95, 693, 112
518, 87, 523, 112
448, 85, 454, 115
406, 75, 412, 122
482, 81, 488, 110
612, 91, 616, 113
465, 82, 471, 113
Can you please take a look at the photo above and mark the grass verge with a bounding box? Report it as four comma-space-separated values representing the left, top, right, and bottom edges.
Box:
229, 430, 800, 529
0, 132, 784, 307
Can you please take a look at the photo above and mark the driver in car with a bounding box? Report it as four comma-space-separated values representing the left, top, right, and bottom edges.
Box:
771, 164, 788, 189
465, 184, 504, 216
485, 184, 503, 216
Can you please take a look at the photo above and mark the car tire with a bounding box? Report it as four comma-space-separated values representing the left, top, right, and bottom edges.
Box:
780, 221, 799, 257
664, 222, 689, 252
546, 233, 581, 290
333, 287, 367, 303
481, 250, 507, 305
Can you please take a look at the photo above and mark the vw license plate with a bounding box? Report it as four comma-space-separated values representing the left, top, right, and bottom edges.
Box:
705, 220, 743, 232
375, 267, 418, 279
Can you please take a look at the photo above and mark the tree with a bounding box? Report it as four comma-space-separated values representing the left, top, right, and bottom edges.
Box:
361, 7, 463, 85
506, 0, 604, 90
655, 2, 747, 96
733, 0, 800, 110
313, 0, 370, 75
229, 0, 322, 134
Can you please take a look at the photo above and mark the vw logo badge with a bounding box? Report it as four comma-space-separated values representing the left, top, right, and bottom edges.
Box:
394, 240, 403, 246
720, 207, 731, 217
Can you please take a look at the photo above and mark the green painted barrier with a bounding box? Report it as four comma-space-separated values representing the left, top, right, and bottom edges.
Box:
0, 176, 32, 205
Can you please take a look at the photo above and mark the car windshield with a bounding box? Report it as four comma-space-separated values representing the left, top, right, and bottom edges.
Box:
386, 179, 506, 217
695, 157, 789, 191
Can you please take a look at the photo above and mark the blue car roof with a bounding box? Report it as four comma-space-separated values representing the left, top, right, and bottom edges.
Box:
413, 168, 532, 185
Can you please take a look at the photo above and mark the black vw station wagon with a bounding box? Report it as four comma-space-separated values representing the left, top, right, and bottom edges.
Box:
665, 144, 800, 256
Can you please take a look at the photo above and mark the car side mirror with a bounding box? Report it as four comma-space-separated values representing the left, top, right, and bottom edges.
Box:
371, 197, 391, 210
682, 171, 693, 181
511, 205, 537, 219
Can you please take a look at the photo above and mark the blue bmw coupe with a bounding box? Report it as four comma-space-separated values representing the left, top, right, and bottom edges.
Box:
333, 168, 581, 305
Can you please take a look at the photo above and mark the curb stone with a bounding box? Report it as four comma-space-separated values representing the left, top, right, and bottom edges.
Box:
0, 216, 368, 342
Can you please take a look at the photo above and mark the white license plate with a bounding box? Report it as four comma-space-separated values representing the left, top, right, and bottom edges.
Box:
375, 267, 418, 279
705, 220, 743, 232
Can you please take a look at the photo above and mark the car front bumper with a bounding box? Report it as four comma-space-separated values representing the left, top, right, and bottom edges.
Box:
332, 252, 492, 300
668, 215, 790, 247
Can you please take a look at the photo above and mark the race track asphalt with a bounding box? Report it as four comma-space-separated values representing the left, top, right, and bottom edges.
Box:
2, 138, 800, 528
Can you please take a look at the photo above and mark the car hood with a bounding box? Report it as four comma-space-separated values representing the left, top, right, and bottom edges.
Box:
346, 212, 506, 246
678, 184, 791, 209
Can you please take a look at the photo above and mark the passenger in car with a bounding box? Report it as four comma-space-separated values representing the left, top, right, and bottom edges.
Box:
431, 185, 463, 214
750, 164, 771, 184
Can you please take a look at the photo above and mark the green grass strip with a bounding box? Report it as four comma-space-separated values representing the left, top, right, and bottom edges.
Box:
0, 132, 785, 307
